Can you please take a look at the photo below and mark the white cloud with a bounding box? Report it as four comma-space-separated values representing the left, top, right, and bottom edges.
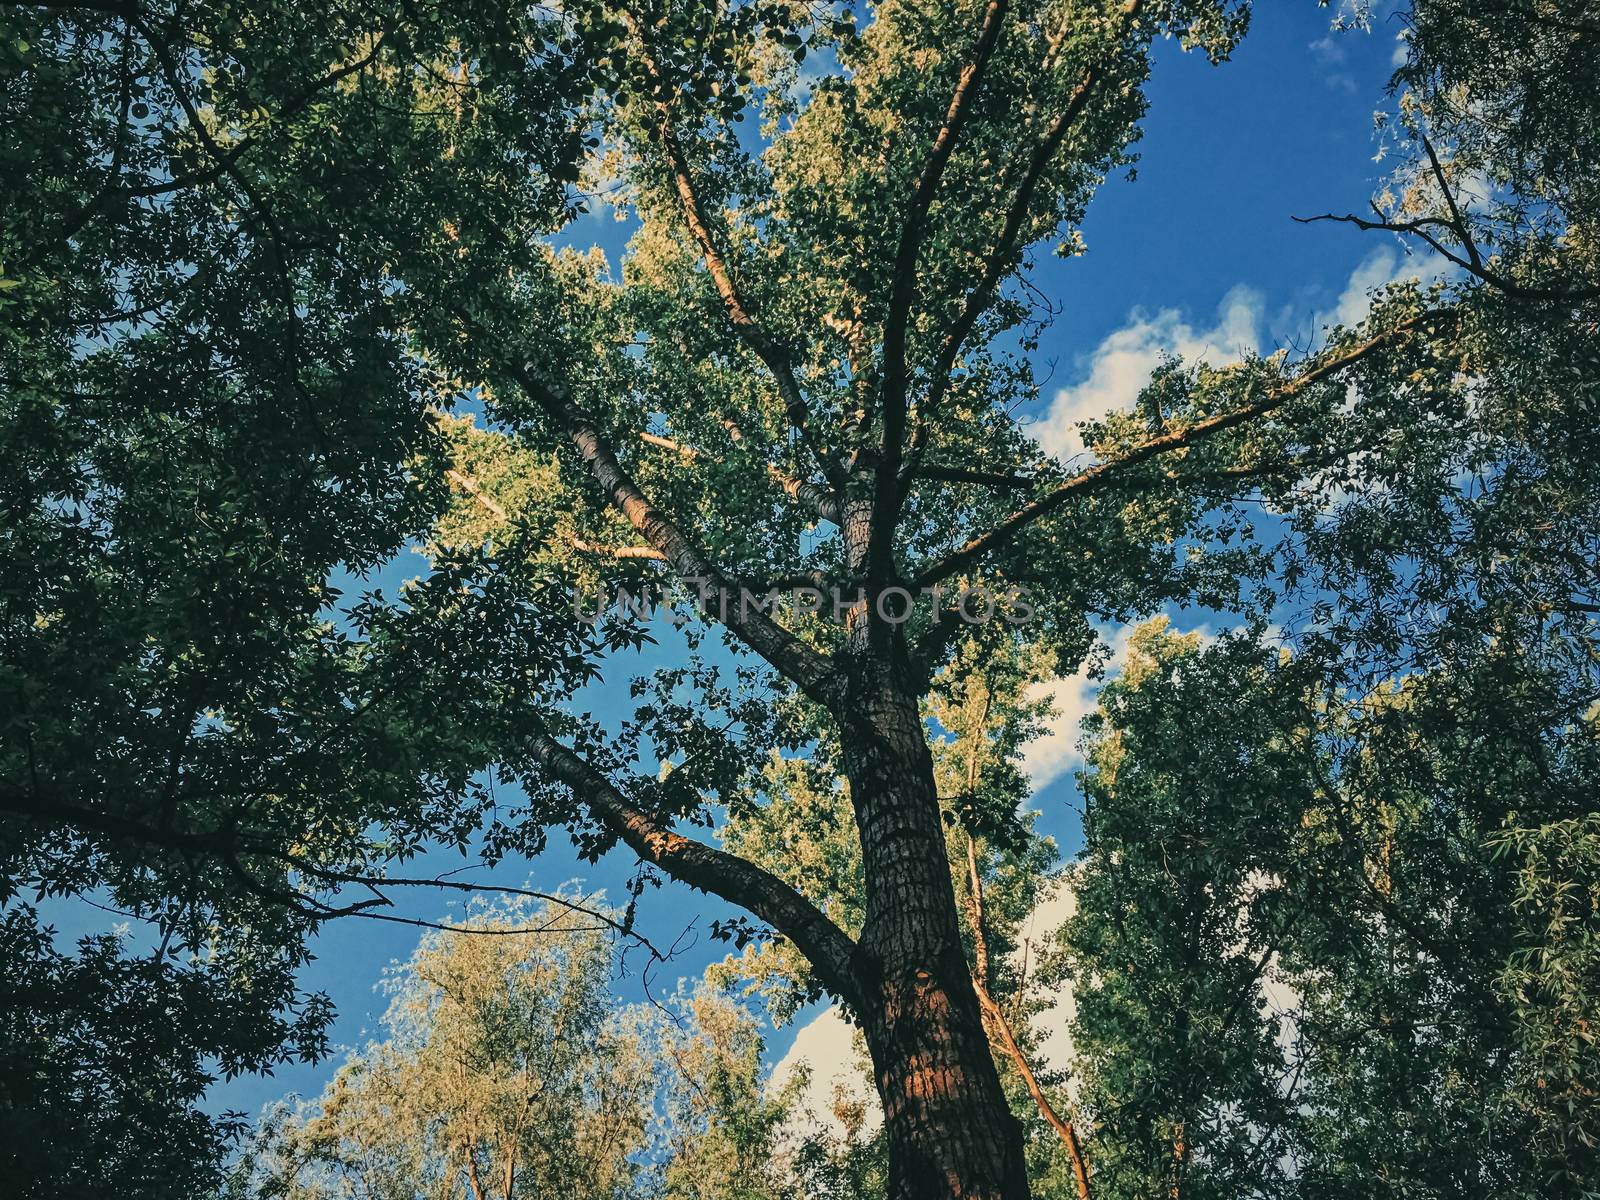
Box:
769, 1006, 880, 1137
1307, 34, 1358, 91
1308, 35, 1346, 65
1037, 248, 1449, 469
1391, 31, 1410, 67
1020, 624, 1136, 791
1325, 245, 1428, 329
1016, 879, 1079, 1075
1035, 288, 1263, 462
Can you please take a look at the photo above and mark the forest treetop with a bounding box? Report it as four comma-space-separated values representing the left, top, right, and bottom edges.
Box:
2, 1, 1596, 1198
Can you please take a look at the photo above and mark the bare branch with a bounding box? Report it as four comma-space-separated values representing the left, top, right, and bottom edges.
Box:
0, 785, 667, 955
1420, 131, 1482, 270
1295, 162, 1599, 305
963, 820, 1092, 1199
281, 866, 668, 958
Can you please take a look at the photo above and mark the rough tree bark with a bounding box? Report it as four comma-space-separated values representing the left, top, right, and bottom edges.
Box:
840, 652, 1032, 1200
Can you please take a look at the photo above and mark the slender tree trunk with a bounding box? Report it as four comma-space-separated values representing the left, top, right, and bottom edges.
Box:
838, 654, 1031, 1200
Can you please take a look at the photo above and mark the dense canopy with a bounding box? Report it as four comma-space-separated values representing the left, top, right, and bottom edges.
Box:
2, 1, 1597, 1198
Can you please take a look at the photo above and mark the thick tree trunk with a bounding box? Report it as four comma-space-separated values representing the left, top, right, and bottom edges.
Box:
839, 656, 1031, 1200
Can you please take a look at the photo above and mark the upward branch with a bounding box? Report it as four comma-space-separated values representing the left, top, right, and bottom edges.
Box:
912, 312, 1448, 589
634, 427, 841, 525
871, 0, 1012, 581
917, 0, 1146, 442
655, 120, 814, 429
512, 365, 837, 703
965, 843, 1093, 1200
625, 21, 832, 480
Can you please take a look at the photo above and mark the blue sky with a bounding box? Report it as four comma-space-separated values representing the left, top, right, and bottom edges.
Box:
199, 1, 1417, 1120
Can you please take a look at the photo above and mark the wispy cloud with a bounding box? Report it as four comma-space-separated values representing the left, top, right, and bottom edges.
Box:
1035, 247, 1443, 469
1033, 287, 1264, 462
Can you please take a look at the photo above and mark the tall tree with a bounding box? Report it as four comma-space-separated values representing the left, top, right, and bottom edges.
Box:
420, 5, 1263, 1194
7, 3, 1598, 1199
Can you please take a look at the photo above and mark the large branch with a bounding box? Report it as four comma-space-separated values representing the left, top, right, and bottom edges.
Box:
915, 0, 1145, 440
512, 365, 837, 703
914, 463, 1037, 489
871, 0, 1012, 580
528, 735, 861, 1003
912, 314, 1447, 589
622, 23, 830, 480
635, 428, 841, 525
769, 469, 842, 526
567, 538, 668, 561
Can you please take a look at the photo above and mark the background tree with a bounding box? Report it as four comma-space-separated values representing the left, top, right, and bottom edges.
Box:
0, 905, 274, 1197
232, 899, 883, 1200
231, 897, 657, 1200
656, 987, 804, 1200
1054, 623, 1303, 1200
1054, 621, 1598, 1198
